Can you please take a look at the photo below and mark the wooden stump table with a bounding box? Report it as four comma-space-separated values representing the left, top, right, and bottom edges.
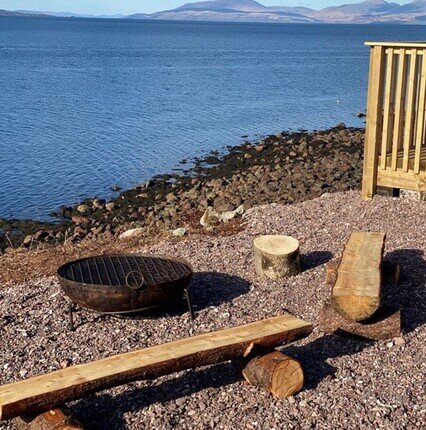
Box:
253, 235, 301, 279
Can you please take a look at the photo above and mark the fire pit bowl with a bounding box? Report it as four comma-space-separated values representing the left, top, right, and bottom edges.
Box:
57, 254, 193, 316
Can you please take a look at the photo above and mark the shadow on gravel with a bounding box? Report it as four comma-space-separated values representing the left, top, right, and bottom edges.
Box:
73, 361, 242, 430
189, 271, 251, 311
138, 271, 251, 317
71, 272, 251, 328
382, 248, 426, 333
282, 335, 373, 391
301, 251, 333, 271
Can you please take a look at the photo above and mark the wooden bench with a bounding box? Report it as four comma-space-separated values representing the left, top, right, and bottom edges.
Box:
320, 232, 401, 340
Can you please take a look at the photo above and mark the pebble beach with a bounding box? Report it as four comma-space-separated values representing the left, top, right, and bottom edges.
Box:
0, 190, 425, 429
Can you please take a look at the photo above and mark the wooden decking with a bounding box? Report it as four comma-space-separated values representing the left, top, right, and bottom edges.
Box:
362, 41, 426, 199
379, 146, 426, 172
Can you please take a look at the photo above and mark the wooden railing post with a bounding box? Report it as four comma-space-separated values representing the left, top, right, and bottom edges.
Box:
362, 45, 386, 200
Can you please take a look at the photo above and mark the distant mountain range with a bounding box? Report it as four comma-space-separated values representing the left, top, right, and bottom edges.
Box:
3, 0, 426, 24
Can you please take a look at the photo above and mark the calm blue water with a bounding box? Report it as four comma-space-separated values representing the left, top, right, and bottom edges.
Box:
1, 18, 426, 220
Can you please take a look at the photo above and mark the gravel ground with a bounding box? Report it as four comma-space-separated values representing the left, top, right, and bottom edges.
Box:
0, 190, 425, 430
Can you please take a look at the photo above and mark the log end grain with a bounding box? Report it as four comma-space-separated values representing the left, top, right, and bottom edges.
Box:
332, 295, 381, 322
242, 351, 304, 399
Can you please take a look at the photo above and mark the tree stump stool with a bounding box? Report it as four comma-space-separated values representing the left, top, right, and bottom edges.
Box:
253, 235, 301, 279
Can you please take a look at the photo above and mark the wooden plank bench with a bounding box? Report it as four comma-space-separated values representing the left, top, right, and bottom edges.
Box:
0, 314, 312, 421
332, 232, 386, 322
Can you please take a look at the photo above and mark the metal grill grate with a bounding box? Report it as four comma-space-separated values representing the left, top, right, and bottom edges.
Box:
62, 255, 192, 287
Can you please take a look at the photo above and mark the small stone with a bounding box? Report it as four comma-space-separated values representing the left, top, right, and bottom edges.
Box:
172, 228, 187, 237
299, 400, 308, 407
254, 144, 265, 152
110, 185, 121, 192
19, 369, 28, 377
61, 359, 71, 369
288, 397, 296, 404
77, 204, 90, 214
175, 398, 186, 406
166, 192, 176, 203
220, 211, 236, 222
386, 341, 394, 348
244, 153, 252, 159
393, 337, 405, 347
71, 215, 90, 226
23, 235, 33, 246
235, 204, 245, 215
200, 207, 220, 228
119, 228, 144, 240
34, 230, 48, 241
105, 202, 116, 212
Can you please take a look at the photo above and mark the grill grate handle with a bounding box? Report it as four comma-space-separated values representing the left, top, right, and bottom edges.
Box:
125, 271, 146, 291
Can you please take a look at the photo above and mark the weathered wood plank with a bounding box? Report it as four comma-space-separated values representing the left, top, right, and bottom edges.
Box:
377, 167, 426, 191
0, 314, 312, 421
332, 232, 386, 321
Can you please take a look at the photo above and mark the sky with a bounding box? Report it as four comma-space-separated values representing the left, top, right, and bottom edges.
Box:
0, 0, 414, 15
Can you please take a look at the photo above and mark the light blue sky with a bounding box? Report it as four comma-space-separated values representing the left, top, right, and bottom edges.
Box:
0, 0, 413, 15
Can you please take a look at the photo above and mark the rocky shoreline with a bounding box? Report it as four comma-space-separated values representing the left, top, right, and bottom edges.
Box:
0, 124, 364, 252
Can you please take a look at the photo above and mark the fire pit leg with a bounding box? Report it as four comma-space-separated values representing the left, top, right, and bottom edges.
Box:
68, 302, 76, 331
184, 288, 195, 321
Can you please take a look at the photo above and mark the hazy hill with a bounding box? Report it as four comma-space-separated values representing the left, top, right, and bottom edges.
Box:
306, 0, 426, 23
4, 0, 426, 24
128, 0, 426, 23
128, 0, 318, 23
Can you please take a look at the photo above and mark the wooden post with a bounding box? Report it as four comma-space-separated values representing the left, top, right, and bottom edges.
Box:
362, 44, 386, 200
242, 351, 304, 398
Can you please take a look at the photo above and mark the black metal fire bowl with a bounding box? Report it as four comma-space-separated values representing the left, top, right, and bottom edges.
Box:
57, 253, 194, 328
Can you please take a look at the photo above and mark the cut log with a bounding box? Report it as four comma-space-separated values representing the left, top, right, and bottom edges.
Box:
332, 232, 386, 321
242, 351, 304, 398
0, 314, 312, 421
12, 408, 84, 430
319, 301, 401, 341
253, 235, 301, 279
325, 259, 400, 287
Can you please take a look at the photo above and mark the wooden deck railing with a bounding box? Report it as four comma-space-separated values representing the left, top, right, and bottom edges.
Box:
362, 41, 426, 199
